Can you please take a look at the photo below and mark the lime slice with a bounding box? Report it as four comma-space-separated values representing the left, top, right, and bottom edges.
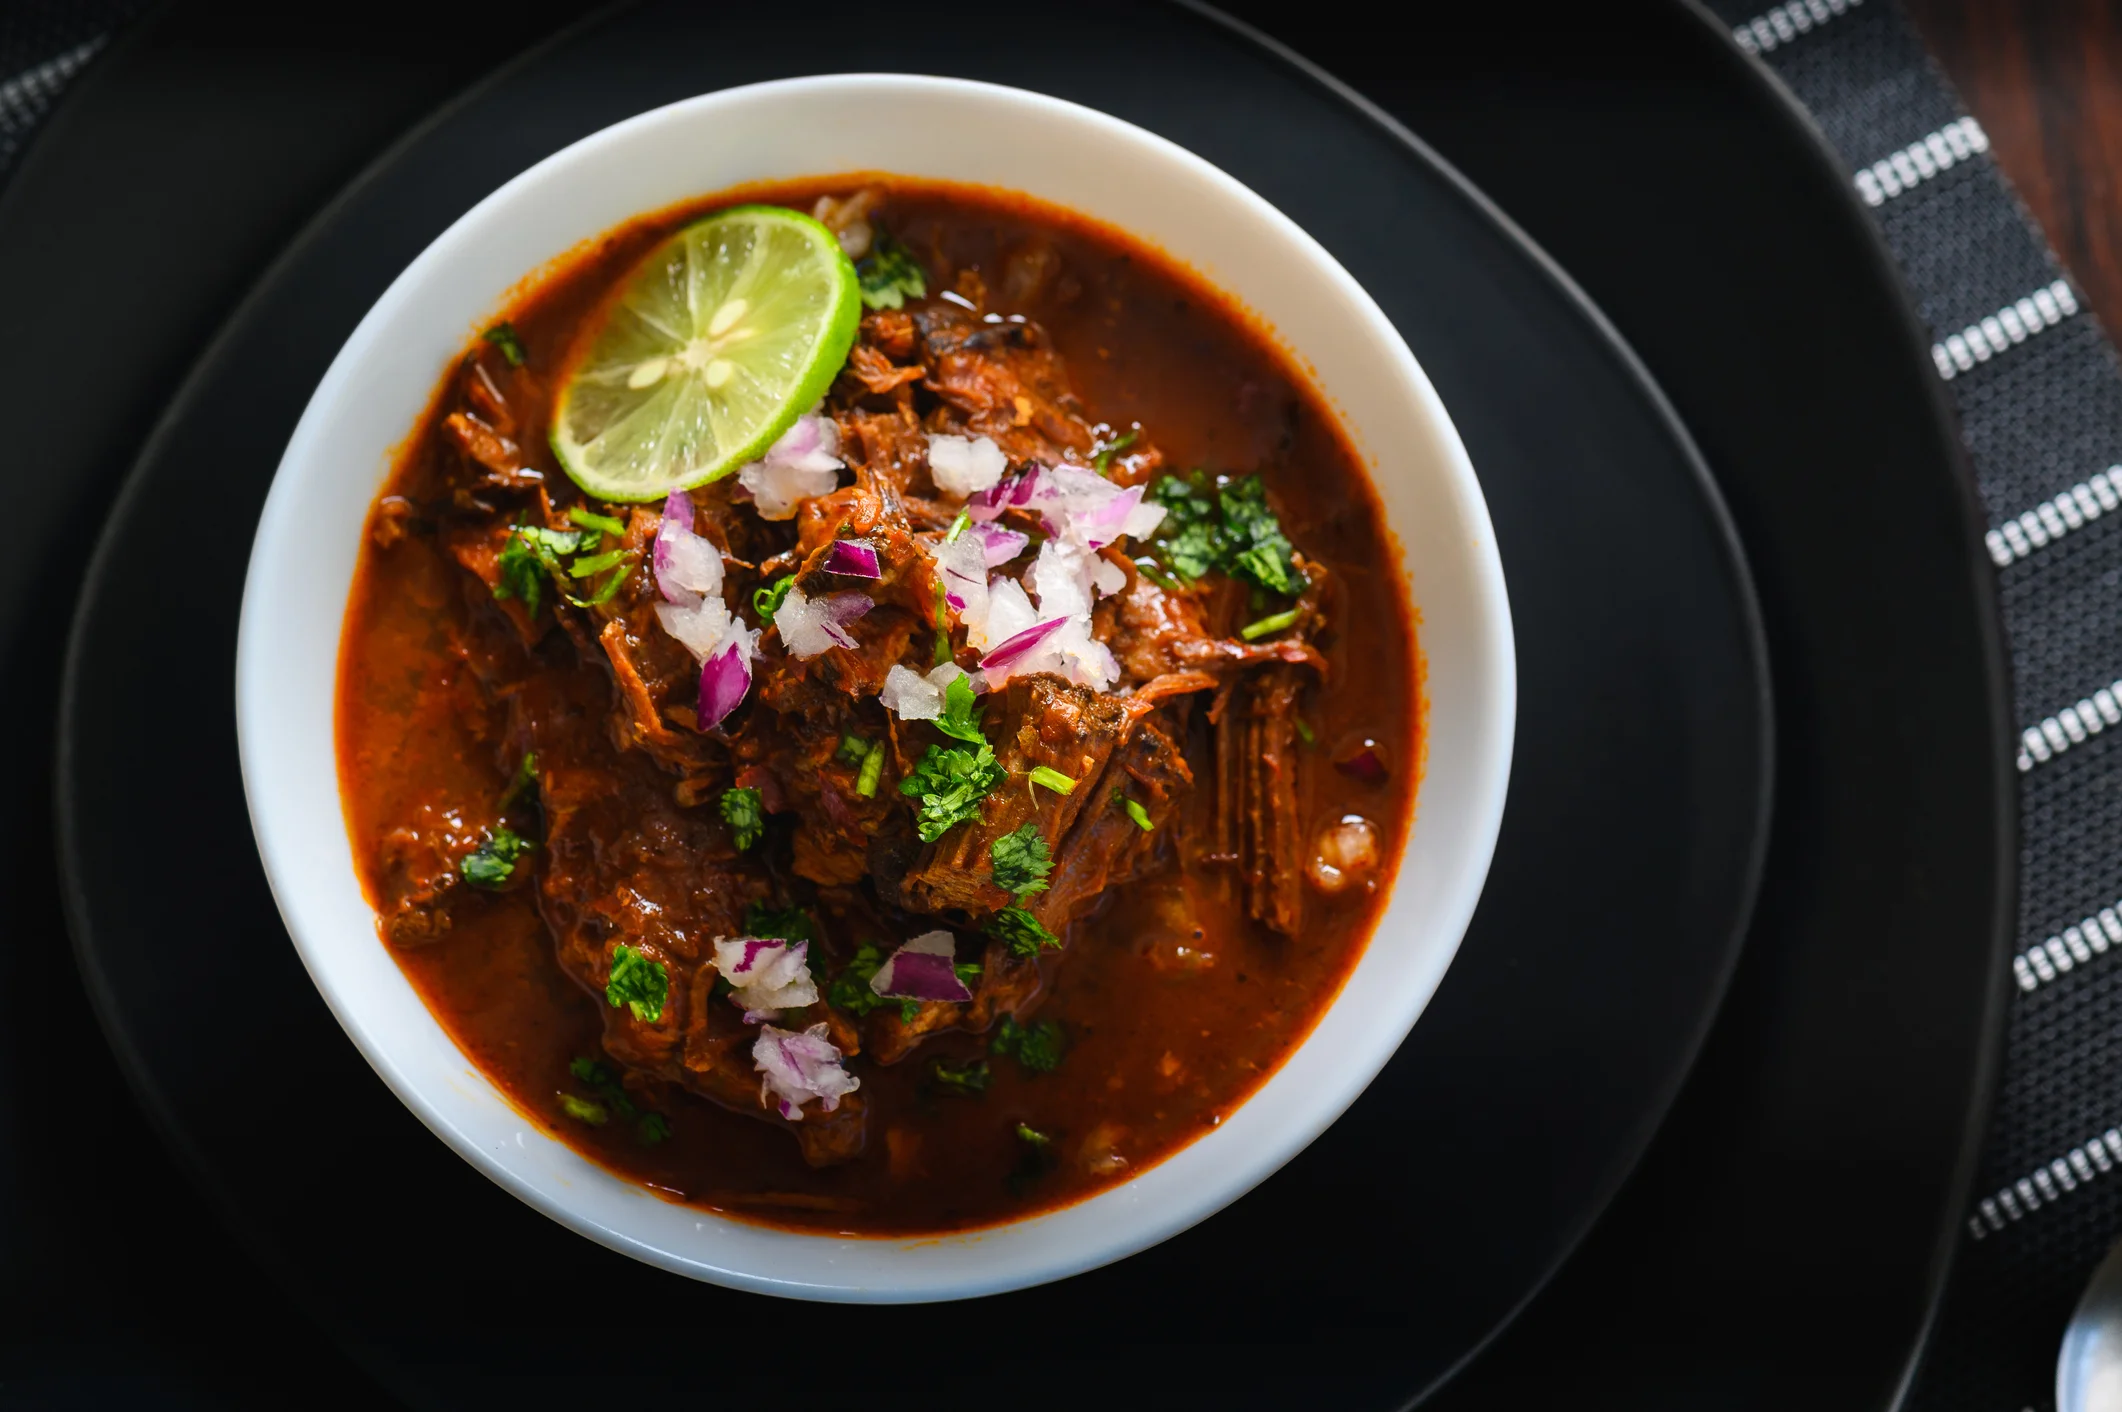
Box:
549, 205, 861, 502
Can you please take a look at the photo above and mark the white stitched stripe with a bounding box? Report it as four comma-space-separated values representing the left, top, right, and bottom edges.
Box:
2013, 904, 2122, 994
1933, 279, 2079, 380
1985, 465, 2122, 566
1733, 0, 1862, 55
1855, 117, 1989, 206
2017, 677, 2122, 771
0, 38, 102, 134
1970, 1127, 2122, 1238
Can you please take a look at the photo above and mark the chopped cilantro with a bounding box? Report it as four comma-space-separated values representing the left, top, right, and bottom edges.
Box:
567, 1056, 671, 1144
719, 786, 766, 851
933, 672, 986, 746
1145, 471, 1304, 596
567, 547, 628, 578
1133, 557, 1185, 593
753, 572, 796, 623
494, 524, 597, 616
987, 906, 1060, 958
929, 1057, 991, 1096
827, 943, 892, 1018
1118, 793, 1155, 831
1009, 1119, 1057, 1192
993, 1017, 1068, 1074
1092, 427, 1140, 473
567, 505, 627, 537
605, 943, 668, 1023
990, 824, 1052, 898
500, 752, 538, 808
1295, 719, 1316, 747
837, 732, 871, 766
1220, 475, 1301, 595
557, 1093, 607, 1125
856, 739, 885, 798
1027, 765, 1076, 796
946, 507, 972, 542
743, 902, 817, 943
857, 234, 927, 310
460, 827, 532, 889
1015, 1122, 1052, 1147
1240, 608, 1301, 641
955, 960, 983, 987
483, 321, 527, 366
899, 741, 1004, 842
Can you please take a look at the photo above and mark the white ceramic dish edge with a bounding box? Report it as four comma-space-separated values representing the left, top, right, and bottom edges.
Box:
235, 73, 1514, 1302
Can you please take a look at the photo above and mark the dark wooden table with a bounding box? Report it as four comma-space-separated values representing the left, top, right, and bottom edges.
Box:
1906, 0, 2122, 336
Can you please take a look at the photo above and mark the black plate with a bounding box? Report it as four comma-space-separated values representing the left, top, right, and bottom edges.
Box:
43, 1, 1771, 1407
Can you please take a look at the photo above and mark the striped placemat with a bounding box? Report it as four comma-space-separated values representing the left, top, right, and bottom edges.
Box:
3, 1, 2111, 1405
1710, 1, 2122, 1407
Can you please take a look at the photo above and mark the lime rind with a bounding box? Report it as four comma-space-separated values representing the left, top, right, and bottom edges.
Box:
550, 205, 861, 502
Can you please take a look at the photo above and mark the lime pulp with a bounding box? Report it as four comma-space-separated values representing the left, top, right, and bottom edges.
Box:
549, 205, 861, 502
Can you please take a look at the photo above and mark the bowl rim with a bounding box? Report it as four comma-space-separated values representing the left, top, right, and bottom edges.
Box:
235, 71, 1516, 1302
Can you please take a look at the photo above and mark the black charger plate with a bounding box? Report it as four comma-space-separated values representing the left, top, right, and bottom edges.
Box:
45, 2, 1772, 1407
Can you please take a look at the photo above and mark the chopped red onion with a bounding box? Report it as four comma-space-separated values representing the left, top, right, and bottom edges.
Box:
1335, 746, 1390, 785
870, 930, 973, 1003
737, 412, 844, 520
822, 539, 881, 579
715, 936, 818, 1021
935, 533, 988, 624
979, 615, 1070, 672
1070, 482, 1145, 549
753, 1022, 858, 1119
654, 490, 723, 603
697, 640, 752, 732
969, 523, 1030, 568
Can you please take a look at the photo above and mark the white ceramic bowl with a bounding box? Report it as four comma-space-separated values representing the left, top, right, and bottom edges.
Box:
236, 74, 1514, 1302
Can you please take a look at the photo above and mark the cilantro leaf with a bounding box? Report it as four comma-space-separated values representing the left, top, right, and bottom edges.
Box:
1014, 1120, 1053, 1147
499, 752, 538, 809
898, 741, 1003, 842
460, 827, 532, 889
605, 944, 669, 1023
933, 672, 986, 746
493, 524, 594, 617
990, 824, 1052, 898
744, 902, 817, 943
857, 235, 927, 311
837, 732, 871, 766
719, 787, 766, 851
827, 942, 892, 1018
1145, 471, 1305, 596
567, 1055, 670, 1144
483, 321, 527, 366
1218, 475, 1301, 595
754, 573, 796, 623
992, 1016, 1067, 1074
929, 1057, 991, 1096
987, 906, 1060, 958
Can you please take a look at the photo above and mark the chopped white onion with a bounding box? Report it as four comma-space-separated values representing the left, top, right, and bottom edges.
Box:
775, 587, 869, 658
880, 661, 969, 721
927, 433, 1007, 496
